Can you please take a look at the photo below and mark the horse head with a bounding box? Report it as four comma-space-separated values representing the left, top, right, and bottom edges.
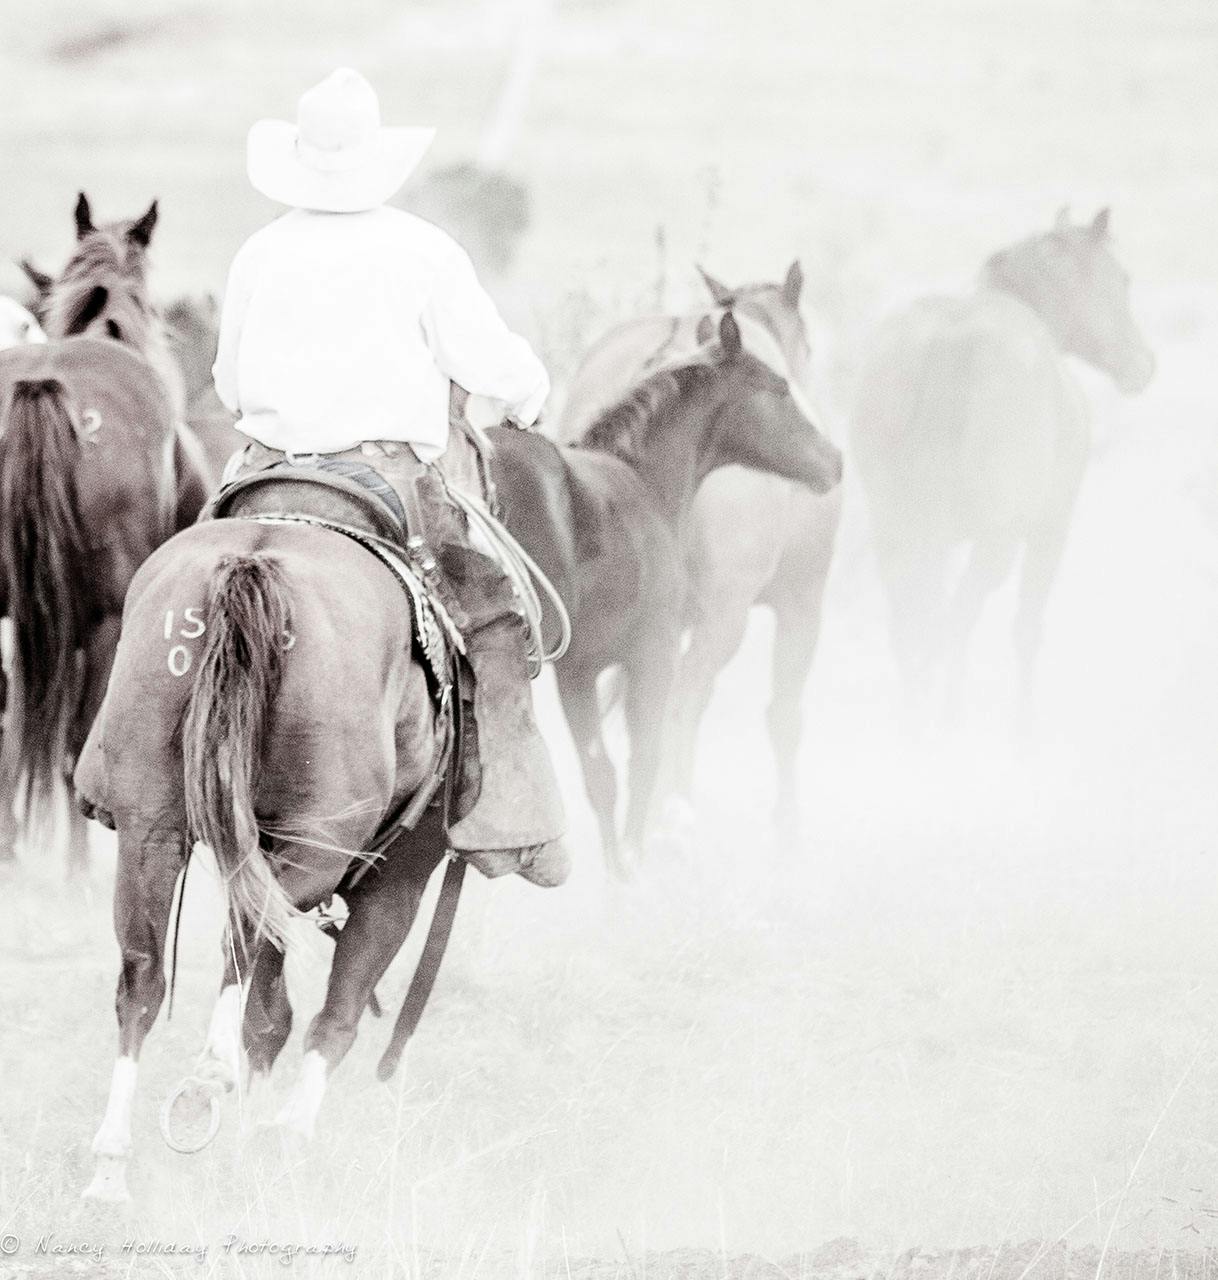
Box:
697, 260, 814, 403
984, 208, 1155, 395
701, 309, 842, 494
45, 192, 160, 346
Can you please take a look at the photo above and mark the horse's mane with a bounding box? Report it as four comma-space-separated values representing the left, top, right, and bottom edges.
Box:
575, 352, 718, 464
43, 229, 152, 345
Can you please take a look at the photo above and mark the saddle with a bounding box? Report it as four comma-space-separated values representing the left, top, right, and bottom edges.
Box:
212, 454, 412, 545
207, 456, 481, 844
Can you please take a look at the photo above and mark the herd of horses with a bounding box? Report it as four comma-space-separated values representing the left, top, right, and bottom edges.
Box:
0, 194, 1154, 1200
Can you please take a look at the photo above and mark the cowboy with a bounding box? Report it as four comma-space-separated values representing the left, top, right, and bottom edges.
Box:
212, 68, 569, 887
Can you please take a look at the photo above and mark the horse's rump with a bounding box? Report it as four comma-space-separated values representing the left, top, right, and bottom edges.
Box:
0, 338, 177, 538
76, 520, 431, 870
0, 340, 179, 823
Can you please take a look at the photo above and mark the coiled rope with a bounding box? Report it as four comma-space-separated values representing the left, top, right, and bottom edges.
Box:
447, 488, 571, 671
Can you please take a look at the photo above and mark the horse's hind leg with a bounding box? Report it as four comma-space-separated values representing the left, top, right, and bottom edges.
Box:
84, 826, 185, 1201
1014, 515, 1073, 738
872, 528, 950, 729
622, 626, 680, 858
556, 662, 625, 878
244, 943, 293, 1081
767, 574, 834, 849
1013, 442, 1085, 737
943, 533, 1020, 721
276, 819, 444, 1140
66, 615, 120, 876
664, 602, 750, 821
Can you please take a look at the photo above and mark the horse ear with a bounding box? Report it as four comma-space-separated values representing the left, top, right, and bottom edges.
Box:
697, 264, 734, 308
783, 260, 803, 306
128, 200, 159, 248
1053, 205, 1072, 233
75, 191, 95, 239
695, 313, 715, 344
1090, 207, 1111, 240
718, 310, 742, 359
20, 258, 54, 299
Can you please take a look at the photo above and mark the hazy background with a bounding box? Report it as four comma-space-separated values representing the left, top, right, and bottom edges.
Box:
2, 0, 1217, 1276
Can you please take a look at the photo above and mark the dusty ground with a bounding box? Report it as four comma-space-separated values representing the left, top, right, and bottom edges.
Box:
1, 0, 1218, 1277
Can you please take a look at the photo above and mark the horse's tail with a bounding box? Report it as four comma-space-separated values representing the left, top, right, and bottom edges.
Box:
0, 378, 90, 821
182, 553, 297, 953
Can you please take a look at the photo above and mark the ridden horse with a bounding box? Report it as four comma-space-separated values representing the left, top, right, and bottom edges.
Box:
850, 208, 1155, 728
495, 309, 843, 877
0, 195, 210, 868
76, 496, 456, 1200
557, 263, 843, 844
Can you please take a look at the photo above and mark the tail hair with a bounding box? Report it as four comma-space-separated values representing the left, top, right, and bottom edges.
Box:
0, 377, 90, 826
182, 553, 298, 953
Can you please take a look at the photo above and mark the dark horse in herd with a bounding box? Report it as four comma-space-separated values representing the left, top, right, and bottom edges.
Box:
0, 195, 1153, 1202
0, 196, 210, 872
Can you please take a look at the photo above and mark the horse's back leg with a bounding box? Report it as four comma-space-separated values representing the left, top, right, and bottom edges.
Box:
85, 825, 185, 1201
556, 662, 625, 878
767, 575, 835, 848
665, 601, 750, 810
66, 614, 121, 876
762, 494, 842, 846
276, 814, 445, 1140
872, 527, 952, 727
622, 625, 681, 857
243, 943, 293, 1080
1014, 504, 1080, 736
942, 532, 1021, 721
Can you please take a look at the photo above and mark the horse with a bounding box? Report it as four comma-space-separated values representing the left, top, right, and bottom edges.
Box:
0, 194, 210, 869
557, 262, 844, 845
42, 192, 186, 418
494, 308, 843, 877
849, 208, 1155, 729
0, 297, 46, 349
75, 413, 544, 1201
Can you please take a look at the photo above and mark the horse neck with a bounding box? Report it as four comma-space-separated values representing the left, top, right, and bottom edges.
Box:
628, 384, 727, 526
981, 248, 1073, 352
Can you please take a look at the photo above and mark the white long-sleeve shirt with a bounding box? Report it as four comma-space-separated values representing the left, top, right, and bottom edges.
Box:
211, 206, 549, 459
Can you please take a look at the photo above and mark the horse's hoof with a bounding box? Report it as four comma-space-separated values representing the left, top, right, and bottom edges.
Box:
603, 844, 637, 882
271, 1100, 317, 1143
82, 1157, 130, 1203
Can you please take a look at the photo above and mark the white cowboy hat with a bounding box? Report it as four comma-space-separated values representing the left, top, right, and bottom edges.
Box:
247, 68, 435, 213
